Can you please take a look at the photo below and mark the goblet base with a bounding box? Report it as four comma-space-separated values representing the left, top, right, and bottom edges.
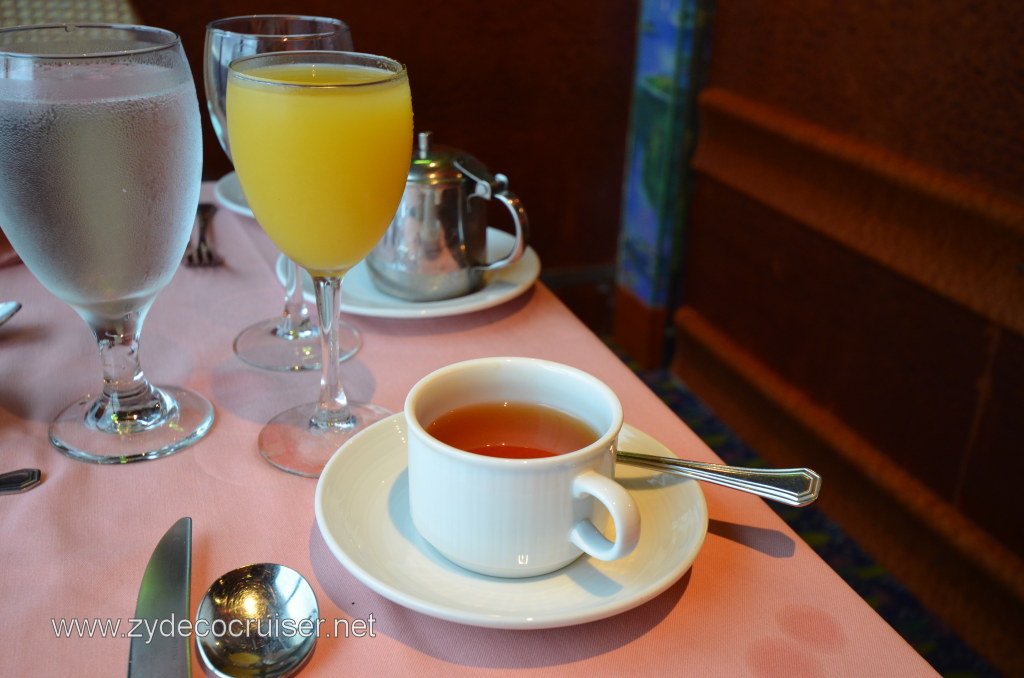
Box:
233, 316, 361, 371
258, 401, 392, 478
50, 385, 214, 464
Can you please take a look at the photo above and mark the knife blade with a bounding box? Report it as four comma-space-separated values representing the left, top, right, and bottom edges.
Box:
127, 517, 192, 678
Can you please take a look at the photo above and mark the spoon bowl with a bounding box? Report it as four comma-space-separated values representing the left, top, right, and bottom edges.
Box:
196, 563, 318, 678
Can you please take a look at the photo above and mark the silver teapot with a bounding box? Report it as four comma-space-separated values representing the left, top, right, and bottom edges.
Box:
367, 131, 528, 301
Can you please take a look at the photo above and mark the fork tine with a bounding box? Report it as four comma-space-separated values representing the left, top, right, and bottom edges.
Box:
199, 203, 221, 266
185, 203, 221, 267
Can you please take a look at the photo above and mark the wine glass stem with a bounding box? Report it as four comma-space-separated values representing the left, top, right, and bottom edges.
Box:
278, 258, 312, 336
85, 308, 170, 433
311, 274, 354, 429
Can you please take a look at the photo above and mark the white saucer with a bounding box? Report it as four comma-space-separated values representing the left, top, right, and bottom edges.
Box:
213, 171, 253, 218
275, 229, 541, 319
314, 414, 708, 629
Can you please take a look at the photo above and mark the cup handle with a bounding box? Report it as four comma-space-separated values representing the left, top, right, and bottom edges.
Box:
568, 469, 641, 561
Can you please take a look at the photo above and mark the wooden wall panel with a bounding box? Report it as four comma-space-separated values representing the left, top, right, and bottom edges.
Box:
702, 0, 1024, 201
961, 329, 1024, 551
674, 2, 1024, 655
692, 88, 1024, 336
671, 303, 1024, 672
679, 0, 1024, 541
684, 178, 991, 499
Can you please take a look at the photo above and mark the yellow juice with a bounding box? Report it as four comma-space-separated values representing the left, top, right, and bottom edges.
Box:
227, 62, 412, 275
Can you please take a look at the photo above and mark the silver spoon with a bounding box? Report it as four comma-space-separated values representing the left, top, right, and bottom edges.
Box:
0, 301, 20, 326
617, 451, 821, 507
196, 563, 319, 678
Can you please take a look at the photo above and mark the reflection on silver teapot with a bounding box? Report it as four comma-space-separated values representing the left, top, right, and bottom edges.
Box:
367, 131, 528, 302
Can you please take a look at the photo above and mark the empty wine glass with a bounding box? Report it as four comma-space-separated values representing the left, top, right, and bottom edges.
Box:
228, 51, 412, 476
205, 15, 361, 372
0, 24, 213, 463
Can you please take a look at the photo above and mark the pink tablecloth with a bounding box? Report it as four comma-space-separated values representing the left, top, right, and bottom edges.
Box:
0, 183, 938, 676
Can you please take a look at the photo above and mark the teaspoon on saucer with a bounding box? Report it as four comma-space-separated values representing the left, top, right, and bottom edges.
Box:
617, 451, 821, 507
196, 563, 318, 678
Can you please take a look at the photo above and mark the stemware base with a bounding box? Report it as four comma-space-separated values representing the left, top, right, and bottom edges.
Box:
233, 316, 361, 371
49, 386, 214, 464
258, 401, 391, 478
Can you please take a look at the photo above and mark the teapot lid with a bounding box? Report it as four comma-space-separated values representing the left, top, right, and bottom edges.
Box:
408, 131, 477, 185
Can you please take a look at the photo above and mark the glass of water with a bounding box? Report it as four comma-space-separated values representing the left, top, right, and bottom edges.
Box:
0, 23, 214, 463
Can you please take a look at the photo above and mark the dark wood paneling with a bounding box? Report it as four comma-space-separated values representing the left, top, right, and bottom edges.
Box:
961, 328, 1024, 555
674, 2, 1023, 670
680, 0, 1024, 569
133, 0, 638, 275
704, 0, 1024, 201
691, 88, 1024, 336
671, 305, 1024, 673
612, 285, 668, 369
684, 177, 990, 500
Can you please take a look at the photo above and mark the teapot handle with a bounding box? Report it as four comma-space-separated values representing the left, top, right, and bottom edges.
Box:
454, 156, 529, 272
477, 174, 528, 272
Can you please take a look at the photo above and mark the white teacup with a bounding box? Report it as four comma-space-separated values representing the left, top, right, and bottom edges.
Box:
404, 357, 641, 578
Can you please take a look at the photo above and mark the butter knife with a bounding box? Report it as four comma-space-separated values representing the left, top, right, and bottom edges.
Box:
127, 517, 192, 677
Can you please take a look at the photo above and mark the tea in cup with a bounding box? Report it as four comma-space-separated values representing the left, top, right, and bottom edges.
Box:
404, 357, 641, 578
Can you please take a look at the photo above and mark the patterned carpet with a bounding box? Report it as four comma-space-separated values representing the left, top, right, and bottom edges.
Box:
627, 363, 1002, 678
